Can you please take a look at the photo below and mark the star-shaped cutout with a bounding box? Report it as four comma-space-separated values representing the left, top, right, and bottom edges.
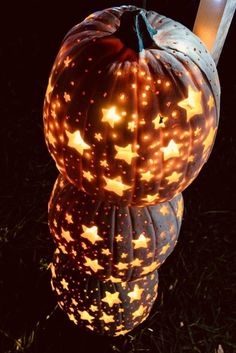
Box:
207, 95, 214, 110
114, 144, 139, 165
115, 234, 123, 242
78, 310, 94, 323
68, 313, 78, 325
99, 311, 115, 323
176, 198, 184, 219
165, 171, 182, 184
47, 130, 57, 147
131, 258, 143, 267
102, 248, 111, 256
65, 213, 73, 224
115, 262, 129, 270
115, 329, 130, 336
101, 106, 121, 128
159, 243, 171, 255
140, 262, 159, 276
81, 225, 103, 244
60, 278, 69, 290
177, 86, 203, 121
65, 129, 91, 155
61, 227, 74, 242
128, 121, 136, 132
194, 127, 202, 137
83, 170, 94, 182
132, 233, 150, 249
102, 291, 121, 307
140, 170, 153, 182
94, 132, 103, 141
128, 284, 144, 303
159, 205, 169, 215
90, 305, 98, 312
71, 298, 78, 306
63, 92, 71, 102
100, 160, 108, 168
132, 305, 146, 319
142, 193, 159, 203
152, 114, 168, 129
109, 276, 122, 283
103, 176, 131, 196
84, 256, 104, 273
161, 139, 180, 160
202, 127, 216, 155
64, 56, 72, 67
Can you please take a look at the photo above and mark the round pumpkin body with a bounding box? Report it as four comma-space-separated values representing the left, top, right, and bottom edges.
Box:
44, 5, 220, 206
48, 175, 183, 281
51, 249, 158, 336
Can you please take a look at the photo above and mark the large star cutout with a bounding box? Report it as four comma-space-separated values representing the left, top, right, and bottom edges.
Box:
177, 86, 203, 122
103, 176, 131, 196
165, 171, 182, 184
81, 225, 103, 244
102, 291, 121, 307
114, 144, 139, 165
84, 256, 104, 273
99, 311, 115, 324
132, 233, 150, 249
161, 139, 180, 160
128, 284, 144, 303
202, 127, 216, 155
78, 310, 94, 323
65, 129, 91, 155
101, 106, 121, 128
132, 305, 146, 319
61, 227, 74, 242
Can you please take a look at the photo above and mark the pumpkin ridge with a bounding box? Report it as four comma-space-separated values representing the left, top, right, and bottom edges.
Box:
145, 205, 158, 266
126, 206, 135, 281
168, 197, 181, 236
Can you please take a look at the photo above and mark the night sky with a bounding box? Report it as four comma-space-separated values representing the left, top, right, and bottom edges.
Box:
1, 1, 236, 352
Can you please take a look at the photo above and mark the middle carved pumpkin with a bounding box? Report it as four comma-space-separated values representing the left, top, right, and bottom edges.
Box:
48, 175, 184, 282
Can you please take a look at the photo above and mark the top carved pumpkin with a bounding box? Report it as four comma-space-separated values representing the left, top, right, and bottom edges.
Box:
43, 5, 220, 206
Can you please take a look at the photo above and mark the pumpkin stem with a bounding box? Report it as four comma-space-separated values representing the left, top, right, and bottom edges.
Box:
114, 9, 157, 52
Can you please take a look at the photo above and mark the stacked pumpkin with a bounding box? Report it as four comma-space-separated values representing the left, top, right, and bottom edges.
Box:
44, 5, 220, 336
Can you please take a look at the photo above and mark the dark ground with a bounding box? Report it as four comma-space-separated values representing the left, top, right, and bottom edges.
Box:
0, 1, 235, 352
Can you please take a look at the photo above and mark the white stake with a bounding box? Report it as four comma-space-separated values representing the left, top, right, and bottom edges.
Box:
193, 0, 236, 64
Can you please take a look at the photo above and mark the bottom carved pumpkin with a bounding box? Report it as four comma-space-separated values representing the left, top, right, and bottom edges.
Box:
51, 249, 158, 336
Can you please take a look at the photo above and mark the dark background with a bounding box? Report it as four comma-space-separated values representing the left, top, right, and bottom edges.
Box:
1, 1, 235, 352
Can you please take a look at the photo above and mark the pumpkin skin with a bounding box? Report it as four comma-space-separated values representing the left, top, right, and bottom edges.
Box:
48, 175, 183, 282
51, 249, 158, 336
44, 5, 220, 206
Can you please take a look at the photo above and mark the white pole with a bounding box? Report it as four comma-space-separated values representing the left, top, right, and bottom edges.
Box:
193, 0, 236, 64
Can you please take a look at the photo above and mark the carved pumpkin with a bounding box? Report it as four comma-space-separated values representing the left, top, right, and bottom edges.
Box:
44, 5, 220, 206
48, 175, 183, 281
51, 249, 158, 336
